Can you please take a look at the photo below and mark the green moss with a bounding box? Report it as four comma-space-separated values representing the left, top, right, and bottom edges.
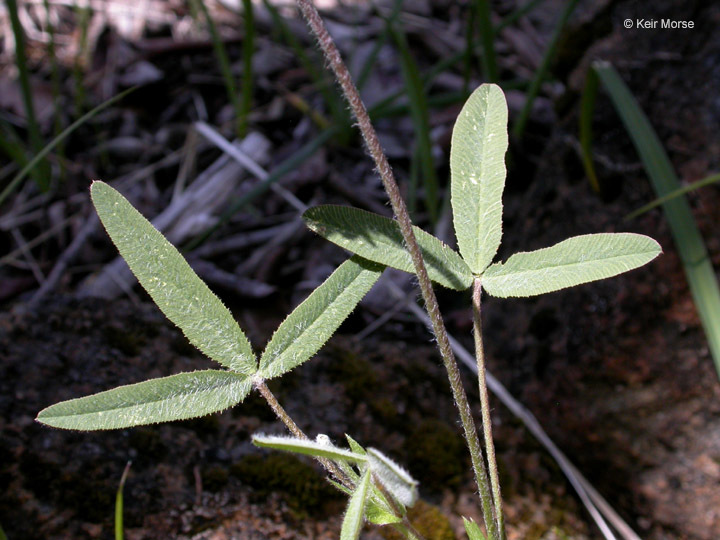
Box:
406, 419, 465, 490
380, 500, 456, 540
230, 453, 341, 516
325, 344, 377, 402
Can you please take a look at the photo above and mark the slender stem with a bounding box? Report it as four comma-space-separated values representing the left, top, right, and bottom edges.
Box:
254, 379, 349, 488
294, 2, 499, 538
473, 278, 505, 539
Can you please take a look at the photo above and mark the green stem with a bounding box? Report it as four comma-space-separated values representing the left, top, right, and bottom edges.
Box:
294, 2, 499, 538
473, 278, 505, 539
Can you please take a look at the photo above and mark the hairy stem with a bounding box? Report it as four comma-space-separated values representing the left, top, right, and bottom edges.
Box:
473, 278, 505, 538
294, 2, 498, 538
255, 379, 349, 487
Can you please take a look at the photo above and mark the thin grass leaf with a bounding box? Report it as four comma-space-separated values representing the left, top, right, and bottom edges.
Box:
341, 468, 371, 540
512, 0, 579, 139
240, 0, 254, 137
451, 84, 509, 274
625, 172, 720, 220
91, 181, 256, 374
367, 448, 418, 507
115, 461, 131, 540
579, 66, 600, 193
303, 205, 473, 290
252, 434, 367, 463
191, 0, 245, 138
473, 0, 498, 82
262, 0, 344, 125
6, 0, 50, 188
463, 517, 488, 540
482, 233, 661, 298
390, 25, 439, 222
356, 0, 403, 91
36, 370, 252, 430
494, 0, 546, 35
0, 86, 136, 207
260, 256, 383, 379
186, 126, 339, 250
592, 60, 720, 377
0, 522, 6, 540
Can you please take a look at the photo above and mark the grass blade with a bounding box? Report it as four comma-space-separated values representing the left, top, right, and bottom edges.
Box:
191, 0, 246, 138
240, 0, 254, 137
512, 0, 580, 139
451, 84, 508, 274
579, 66, 600, 193
36, 370, 252, 430
593, 60, 720, 377
303, 205, 473, 290
91, 181, 257, 374
473, 0, 498, 82
115, 461, 132, 540
6, 0, 50, 188
0, 86, 137, 207
482, 233, 661, 298
186, 126, 339, 250
625, 172, 720, 220
389, 24, 439, 222
341, 468, 372, 540
259, 256, 383, 379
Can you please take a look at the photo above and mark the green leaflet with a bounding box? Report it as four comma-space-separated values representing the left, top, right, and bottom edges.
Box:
303, 206, 472, 290
482, 233, 661, 298
260, 256, 383, 378
341, 468, 371, 540
451, 84, 508, 274
91, 181, 256, 375
36, 370, 252, 430
463, 517, 488, 540
252, 434, 367, 463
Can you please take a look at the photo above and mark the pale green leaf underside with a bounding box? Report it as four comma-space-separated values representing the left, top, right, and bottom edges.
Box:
36, 370, 252, 430
260, 256, 384, 379
341, 468, 371, 540
252, 434, 367, 463
367, 448, 418, 507
303, 205, 472, 290
91, 181, 256, 375
451, 84, 509, 274
482, 233, 662, 297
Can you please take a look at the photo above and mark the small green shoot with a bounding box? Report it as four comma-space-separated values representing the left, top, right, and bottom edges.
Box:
512, 0, 580, 139
252, 433, 418, 538
463, 517, 488, 540
115, 461, 131, 540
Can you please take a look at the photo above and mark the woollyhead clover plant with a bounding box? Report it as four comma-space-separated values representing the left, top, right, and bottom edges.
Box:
36, 181, 428, 538
302, 83, 662, 538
